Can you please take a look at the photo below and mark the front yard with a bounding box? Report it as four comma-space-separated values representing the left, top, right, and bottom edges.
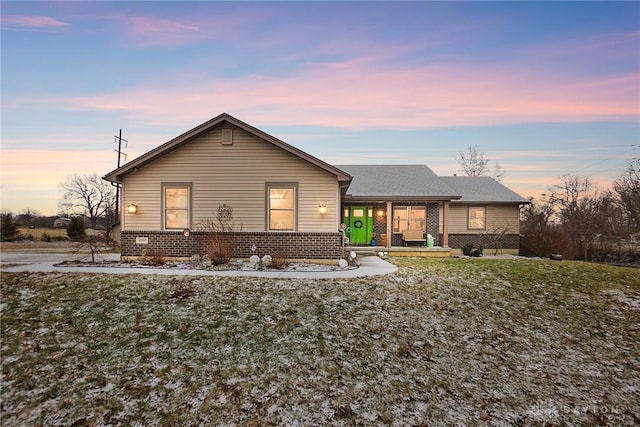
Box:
1, 258, 638, 426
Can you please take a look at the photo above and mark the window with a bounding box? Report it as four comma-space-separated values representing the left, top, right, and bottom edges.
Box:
468, 206, 486, 230
392, 206, 426, 233
267, 184, 297, 231
163, 184, 191, 230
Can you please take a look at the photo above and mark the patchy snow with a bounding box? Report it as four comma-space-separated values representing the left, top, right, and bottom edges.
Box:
2, 261, 639, 426
602, 288, 640, 310
55, 259, 358, 273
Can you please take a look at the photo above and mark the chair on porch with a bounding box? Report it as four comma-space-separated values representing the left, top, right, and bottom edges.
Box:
402, 230, 426, 246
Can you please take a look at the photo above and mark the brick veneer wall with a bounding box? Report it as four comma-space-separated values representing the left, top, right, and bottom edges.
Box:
445, 233, 521, 250
427, 203, 439, 244
372, 203, 387, 245
121, 231, 342, 259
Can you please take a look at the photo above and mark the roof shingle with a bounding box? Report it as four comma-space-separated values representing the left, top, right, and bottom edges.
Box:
440, 176, 529, 203
338, 165, 459, 200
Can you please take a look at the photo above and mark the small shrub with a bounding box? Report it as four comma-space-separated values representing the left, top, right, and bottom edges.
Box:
1, 213, 20, 242
207, 240, 234, 266
141, 249, 167, 266
462, 243, 483, 257
269, 254, 290, 270
66, 217, 86, 240
79, 233, 112, 263
41, 232, 52, 242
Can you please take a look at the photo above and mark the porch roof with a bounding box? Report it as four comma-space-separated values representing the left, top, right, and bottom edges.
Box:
338, 165, 461, 202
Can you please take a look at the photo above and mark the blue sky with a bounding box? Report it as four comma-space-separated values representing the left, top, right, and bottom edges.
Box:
2, 1, 639, 215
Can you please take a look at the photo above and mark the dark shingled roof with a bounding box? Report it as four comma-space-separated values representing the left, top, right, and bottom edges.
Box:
440, 176, 529, 204
338, 165, 460, 201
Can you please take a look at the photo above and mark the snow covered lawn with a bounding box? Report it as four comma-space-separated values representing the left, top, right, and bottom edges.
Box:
2, 258, 638, 426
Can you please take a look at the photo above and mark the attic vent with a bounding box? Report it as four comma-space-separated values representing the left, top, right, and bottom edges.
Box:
222, 128, 233, 145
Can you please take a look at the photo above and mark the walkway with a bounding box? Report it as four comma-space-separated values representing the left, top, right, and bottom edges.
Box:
1, 252, 398, 279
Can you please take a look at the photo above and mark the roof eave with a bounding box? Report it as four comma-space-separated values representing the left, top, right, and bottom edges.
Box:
450, 200, 531, 205
344, 195, 461, 202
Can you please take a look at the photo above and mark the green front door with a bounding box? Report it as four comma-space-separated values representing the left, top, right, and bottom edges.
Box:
347, 206, 373, 245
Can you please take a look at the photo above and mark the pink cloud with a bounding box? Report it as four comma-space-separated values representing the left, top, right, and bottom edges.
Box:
2, 15, 70, 30
116, 15, 203, 47
62, 57, 639, 130
111, 12, 259, 48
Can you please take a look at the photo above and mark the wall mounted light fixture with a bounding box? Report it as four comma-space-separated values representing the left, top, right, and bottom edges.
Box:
127, 203, 138, 214
377, 209, 385, 217
318, 203, 328, 215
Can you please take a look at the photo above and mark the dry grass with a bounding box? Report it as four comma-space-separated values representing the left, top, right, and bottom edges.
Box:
1, 258, 638, 426
18, 227, 68, 239
17, 227, 102, 239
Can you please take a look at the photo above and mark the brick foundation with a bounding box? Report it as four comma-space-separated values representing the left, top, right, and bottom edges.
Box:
445, 233, 521, 250
121, 231, 343, 259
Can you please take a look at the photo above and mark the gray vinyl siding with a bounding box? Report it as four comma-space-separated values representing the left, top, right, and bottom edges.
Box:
121, 124, 340, 232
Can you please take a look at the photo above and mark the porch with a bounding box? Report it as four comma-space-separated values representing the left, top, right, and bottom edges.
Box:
347, 245, 451, 258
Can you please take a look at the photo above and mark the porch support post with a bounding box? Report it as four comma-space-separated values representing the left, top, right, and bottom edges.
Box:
442, 201, 450, 247
386, 201, 392, 248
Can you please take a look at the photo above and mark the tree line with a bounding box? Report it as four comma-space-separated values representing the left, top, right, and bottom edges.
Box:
521, 161, 639, 263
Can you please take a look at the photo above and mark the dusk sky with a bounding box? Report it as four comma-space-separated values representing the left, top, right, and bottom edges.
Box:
2, 1, 639, 216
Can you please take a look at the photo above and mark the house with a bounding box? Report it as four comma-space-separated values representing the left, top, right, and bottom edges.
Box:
103, 113, 529, 260
440, 176, 528, 253
103, 113, 352, 260
53, 217, 72, 228
337, 165, 459, 248
336, 166, 528, 255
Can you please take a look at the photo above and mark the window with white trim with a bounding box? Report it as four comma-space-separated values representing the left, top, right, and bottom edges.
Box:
267, 184, 297, 231
392, 206, 426, 233
468, 206, 486, 230
163, 184, 191, 230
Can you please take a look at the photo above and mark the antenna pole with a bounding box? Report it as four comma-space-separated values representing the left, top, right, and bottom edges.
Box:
113, 129, 128, 218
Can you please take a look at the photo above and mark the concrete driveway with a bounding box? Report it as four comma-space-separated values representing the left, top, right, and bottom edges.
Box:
1, 245, 119, 266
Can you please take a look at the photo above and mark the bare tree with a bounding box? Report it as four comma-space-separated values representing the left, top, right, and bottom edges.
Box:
456, 145, 505, 181
481, 221, 517, 255
18, 208, 40, 227
613, 157, 640, 233
549, 175, 600, 261
59, 173, 116, 229
520, 197, 566, 258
